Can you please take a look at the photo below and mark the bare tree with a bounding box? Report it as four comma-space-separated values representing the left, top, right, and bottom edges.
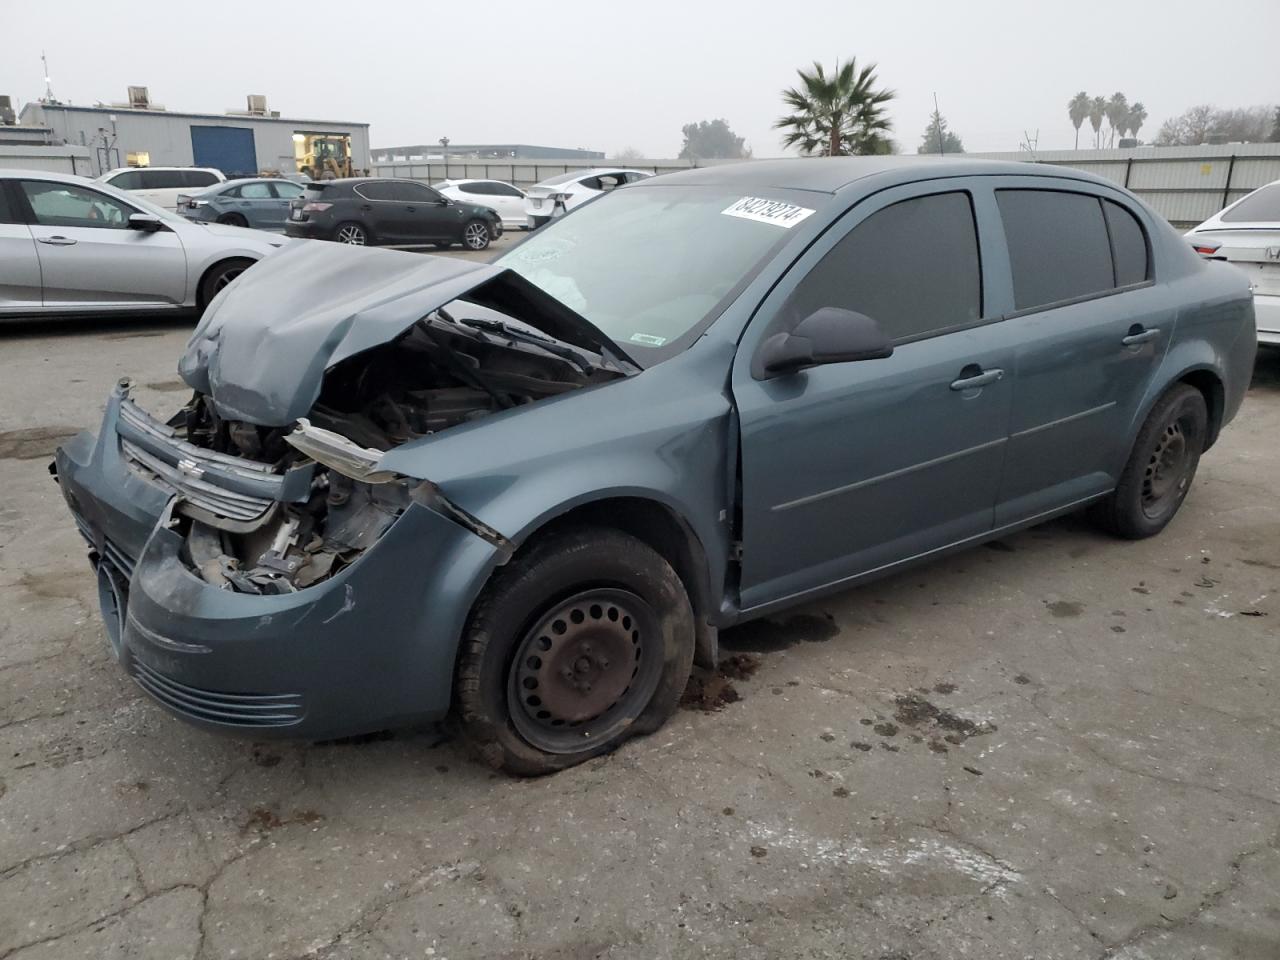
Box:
610, 147, 645, 162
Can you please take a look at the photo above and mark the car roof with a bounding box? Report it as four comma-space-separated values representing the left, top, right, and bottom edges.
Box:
97, 166, 223, 178
0, 168, 95, 183
643, 157, 1119, 195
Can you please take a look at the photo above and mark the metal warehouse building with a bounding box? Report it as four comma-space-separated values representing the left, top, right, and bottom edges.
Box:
19, 91, 371, 179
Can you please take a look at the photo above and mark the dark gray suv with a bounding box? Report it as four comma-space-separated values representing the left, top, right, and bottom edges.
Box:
284, 178, 502, 249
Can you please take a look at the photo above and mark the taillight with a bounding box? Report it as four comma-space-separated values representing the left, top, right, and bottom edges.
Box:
1189, 239, 1222, 256
551, 193, 571, 203
302, 202, 333, 213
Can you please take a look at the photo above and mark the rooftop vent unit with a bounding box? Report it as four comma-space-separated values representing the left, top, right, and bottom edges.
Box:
0, 95, 16, 125
116, 86, 165, 111
246, 94, 267, 115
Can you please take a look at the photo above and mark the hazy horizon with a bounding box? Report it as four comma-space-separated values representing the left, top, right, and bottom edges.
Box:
3, 0, 1277, 158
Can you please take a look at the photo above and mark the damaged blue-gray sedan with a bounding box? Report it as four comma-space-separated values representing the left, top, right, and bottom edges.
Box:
54, 158, 1256, 774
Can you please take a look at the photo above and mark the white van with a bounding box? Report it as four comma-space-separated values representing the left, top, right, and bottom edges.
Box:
96, 167, 226, 212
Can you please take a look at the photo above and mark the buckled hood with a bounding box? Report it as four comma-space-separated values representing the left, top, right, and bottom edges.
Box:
179, 241, 628, 425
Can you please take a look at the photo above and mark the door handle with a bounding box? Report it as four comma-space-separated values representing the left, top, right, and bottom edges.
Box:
1122, 326, 1160, 346
950, 367, 1004, 391
37, 236, 77, 246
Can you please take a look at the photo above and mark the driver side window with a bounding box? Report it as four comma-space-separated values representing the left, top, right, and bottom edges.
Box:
20, 181, 134, 230
786, 191, 983, 343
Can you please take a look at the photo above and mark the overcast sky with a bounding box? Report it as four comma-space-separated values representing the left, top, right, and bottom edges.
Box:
3, 0, 1277, 157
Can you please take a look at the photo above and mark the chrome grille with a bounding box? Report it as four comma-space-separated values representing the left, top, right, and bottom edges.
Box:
120, 438, 274, 523
132, 659, 304, 727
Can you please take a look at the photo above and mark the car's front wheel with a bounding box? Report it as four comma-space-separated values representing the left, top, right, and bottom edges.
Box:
1093, 383, 1208, 539
462, 219, 491, 251
455, 528, 695, 776
334, 222, 368, 245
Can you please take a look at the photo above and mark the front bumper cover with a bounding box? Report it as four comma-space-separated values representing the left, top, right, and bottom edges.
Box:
54, 385, 503, 739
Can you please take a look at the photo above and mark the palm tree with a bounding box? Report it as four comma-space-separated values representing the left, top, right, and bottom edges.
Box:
1105, 93, 1129, 148
1127, 102, 1148, 142
1068, 92, 1091, 149
774, 59, 895, 156
1088, 96, 1107, 149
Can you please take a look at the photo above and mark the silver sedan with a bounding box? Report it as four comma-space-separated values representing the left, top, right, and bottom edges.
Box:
0, 169, 291, 319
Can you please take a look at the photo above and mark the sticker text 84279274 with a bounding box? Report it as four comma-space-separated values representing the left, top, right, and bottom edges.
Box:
721, 197, 816, 229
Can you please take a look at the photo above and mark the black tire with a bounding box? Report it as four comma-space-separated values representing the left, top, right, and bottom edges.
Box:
198, 258, 254, 312
216, 213, 248, 227
333, 221, 369, 245
461, 219, 491, 251
455, 527, 695, 776
1093, 383, 1207, 539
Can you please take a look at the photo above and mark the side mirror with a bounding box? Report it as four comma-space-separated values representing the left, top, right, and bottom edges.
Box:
758, 307, 893, 377
127, 212, 165, 233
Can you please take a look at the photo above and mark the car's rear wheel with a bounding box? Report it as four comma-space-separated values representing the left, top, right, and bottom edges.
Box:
216, 213, 248, 227
455, 528, 695, 776
198, 258, 254, 312
462, 219, 490, 251
334, 222, 368, 245
1093, 383, 1207, 539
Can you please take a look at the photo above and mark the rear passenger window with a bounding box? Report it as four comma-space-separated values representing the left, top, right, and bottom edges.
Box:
786, 192, 982, 343
998, 190, 1115, 311
0, 185, 13, 223
1103, 200, 1149, 286
185, 171, 220, 188
240, 182, 273, 198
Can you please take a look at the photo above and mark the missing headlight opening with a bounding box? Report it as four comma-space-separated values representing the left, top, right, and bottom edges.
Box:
130, 304, 621, 595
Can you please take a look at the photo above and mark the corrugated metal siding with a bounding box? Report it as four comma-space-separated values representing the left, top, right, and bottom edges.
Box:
969, 143, 1280, 226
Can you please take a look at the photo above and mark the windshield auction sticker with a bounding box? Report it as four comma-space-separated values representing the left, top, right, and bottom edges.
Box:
721, 197, 816, 228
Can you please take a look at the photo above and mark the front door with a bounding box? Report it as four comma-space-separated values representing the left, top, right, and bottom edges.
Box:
0, 183, 42, 313
17, 180, 187, 308
733, 184, 1013, 612
991, 185, 1170, 523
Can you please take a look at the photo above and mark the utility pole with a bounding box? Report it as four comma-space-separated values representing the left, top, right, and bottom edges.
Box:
439, 136, 450, 175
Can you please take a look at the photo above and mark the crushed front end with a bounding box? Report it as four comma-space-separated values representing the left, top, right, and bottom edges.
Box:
52, 242, 633, 739
53, 378, 506, 738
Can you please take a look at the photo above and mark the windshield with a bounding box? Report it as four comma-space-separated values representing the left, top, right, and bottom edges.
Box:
496, 185, 814, 359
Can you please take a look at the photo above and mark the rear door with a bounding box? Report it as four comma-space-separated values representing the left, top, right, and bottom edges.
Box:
992, 181, 1170, 524
269, 181, 304, 229
233, 181, 279, 229
16, 179, 187, 308
0, 181, 42, 313
733, 182, 1014, 611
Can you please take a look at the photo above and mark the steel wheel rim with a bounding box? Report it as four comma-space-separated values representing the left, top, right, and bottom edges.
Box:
464, 223, 488, 248
337, 225, 366, 245
1141, 417, 1191, 518
507, 588, 663, 754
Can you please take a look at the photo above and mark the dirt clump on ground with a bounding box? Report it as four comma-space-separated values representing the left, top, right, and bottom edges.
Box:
680, 654, 761, 711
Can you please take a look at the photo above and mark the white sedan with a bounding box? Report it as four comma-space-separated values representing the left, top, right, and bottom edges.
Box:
0, 169, 289, 319
1186, 178, 1280, 345
523, 168, 653, 229
433, 179, 528, 231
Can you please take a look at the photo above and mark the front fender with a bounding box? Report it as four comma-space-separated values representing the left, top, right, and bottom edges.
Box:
376, 345, 737, 614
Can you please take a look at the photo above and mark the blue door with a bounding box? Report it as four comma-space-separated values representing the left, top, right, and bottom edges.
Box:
732, 183, 1013, 613
190, 126, 257, 177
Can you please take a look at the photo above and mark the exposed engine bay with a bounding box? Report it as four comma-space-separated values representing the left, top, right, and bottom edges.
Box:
144, 307, 627, 595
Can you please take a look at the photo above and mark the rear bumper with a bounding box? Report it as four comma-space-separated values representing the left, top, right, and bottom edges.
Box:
1255, 293, 1280, 345
53, 386, 502, 740
283, 219, 330, 240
